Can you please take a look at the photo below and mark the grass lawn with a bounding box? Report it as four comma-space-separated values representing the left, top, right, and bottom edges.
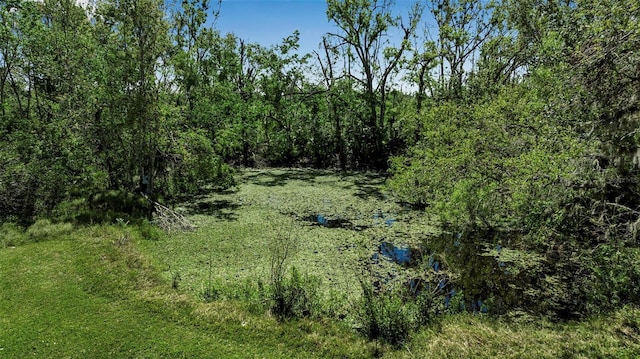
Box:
0, 225, 370, 358
1, 168, 639, 358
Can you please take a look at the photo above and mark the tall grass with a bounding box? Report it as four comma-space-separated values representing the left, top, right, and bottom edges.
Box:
1, 219, 73, 248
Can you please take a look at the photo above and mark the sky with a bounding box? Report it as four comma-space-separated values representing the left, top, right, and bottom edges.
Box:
215, 0, 429, 56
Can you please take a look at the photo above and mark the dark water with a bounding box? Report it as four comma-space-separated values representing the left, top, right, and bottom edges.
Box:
373, 211, 397, 227
379, 241, 411, 264
306, 214, 354, 229
305, 209, 493, 313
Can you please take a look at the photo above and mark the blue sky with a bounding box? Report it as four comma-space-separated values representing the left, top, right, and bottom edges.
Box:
215, 0, 427, 55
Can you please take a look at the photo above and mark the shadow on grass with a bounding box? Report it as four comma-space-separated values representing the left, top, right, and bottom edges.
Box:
349, 174, 388, 201
241, 168, 330, 187
177, 187, 239, 203
242, 168, 389, 201
184, 199, 240, 221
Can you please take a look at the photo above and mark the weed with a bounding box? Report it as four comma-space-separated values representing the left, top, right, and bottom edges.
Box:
202, 284, 220, 302
445, 289, 466, 315
270, 266, 321, 320
355, 278, 416, 348
415, 287, 443, 327
115, 232, 131, 247
268, 222, 298, 290
201, 251, 219, 302
323, 289, 350, 320
266, 222, 322, 319
172, 271, 181, 290
138, 221, 163, 241
236, 277, 269, 314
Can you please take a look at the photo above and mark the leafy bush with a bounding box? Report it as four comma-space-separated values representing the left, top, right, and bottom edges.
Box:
90, 191, 151, 218
137, 221, 163, 241
161, 130, 236, 198
387, 73, 638, 318
582, 246, 640, 314
415, 288, 445, 325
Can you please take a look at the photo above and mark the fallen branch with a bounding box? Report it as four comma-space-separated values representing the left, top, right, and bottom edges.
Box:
142, 194, 196, 233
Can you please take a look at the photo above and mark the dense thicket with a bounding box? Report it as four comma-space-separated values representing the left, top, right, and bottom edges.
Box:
389, 0, 640, 317
1, 0, 638, 317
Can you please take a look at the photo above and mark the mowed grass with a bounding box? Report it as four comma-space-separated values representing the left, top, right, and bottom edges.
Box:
0, 225, 370, 358
2, 168, 640, 358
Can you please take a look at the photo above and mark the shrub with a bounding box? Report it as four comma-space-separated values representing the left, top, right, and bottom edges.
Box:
415, 288, 443, 326
355, 280, 416, 348
270, 266, 321, 320
90, 190, 151, 219
236, 278, 269, 315
267, 221, 320, 320
386, 75, 640, 318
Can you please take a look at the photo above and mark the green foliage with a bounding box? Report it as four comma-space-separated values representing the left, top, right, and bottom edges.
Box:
162, 129, 235, 197
0, 220, 74, 248
388, 68, 620, 317
391, 78, 591, 224
267, 222, 321, 319
269, 266, 321, 320
326, 0, 422, 169
0, 0, 638, 336
0, 148, 35, 223
25, 219, 74, 242
2, 175, 640, 357
137, 221, 163, 241
355, 280, 416, 348
582, 245, 640, 314
388, 0, 640, 317
0, 223, 26, 248
89, 190, 151, 221
201, 283, 221, 303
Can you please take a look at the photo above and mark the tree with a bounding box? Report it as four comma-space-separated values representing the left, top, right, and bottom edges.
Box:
0, 0, 104, 221
97, 0, 169, 197
326, 0, 421, 169
388, 0, 640, 317
255, 31, 310, 165
430, 0, 500, 99
314, 36, 347, 169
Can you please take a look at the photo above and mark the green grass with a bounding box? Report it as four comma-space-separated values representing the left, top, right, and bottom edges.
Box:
0, 225, 370, 358
399, 310, 640, 358
1, 168, 639, 358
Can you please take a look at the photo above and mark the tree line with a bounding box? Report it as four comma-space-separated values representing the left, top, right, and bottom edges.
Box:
1, 0, 639, 317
